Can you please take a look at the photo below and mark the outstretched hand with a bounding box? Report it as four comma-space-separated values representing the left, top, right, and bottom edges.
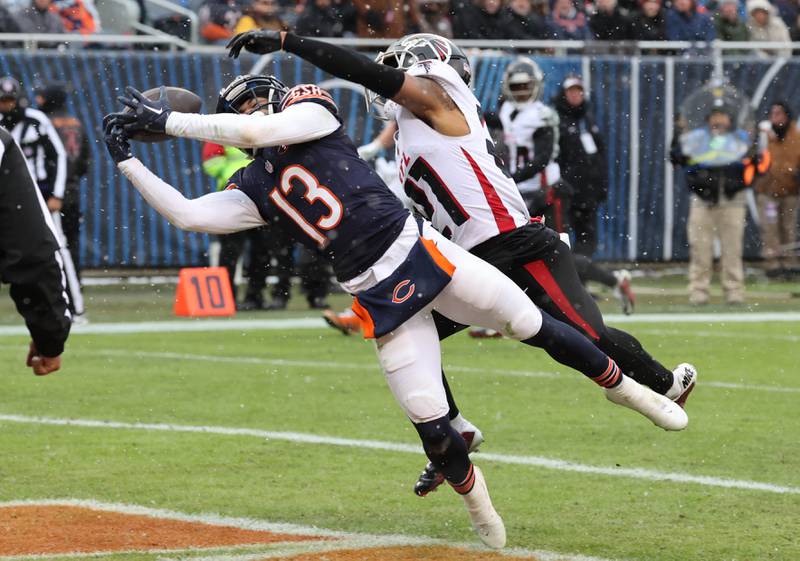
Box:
227, 30, 284, 58
116, 85, 171, 134
102, 117, 133, 164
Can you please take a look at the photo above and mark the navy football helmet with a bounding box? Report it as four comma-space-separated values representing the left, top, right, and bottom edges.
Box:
216, 74, 288, 115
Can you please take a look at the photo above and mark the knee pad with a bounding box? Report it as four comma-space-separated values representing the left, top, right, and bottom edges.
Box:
503, 304, 543, 341
414, 416, 455, 456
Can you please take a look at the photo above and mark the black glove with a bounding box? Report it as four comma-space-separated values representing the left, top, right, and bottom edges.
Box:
227, 30, 283, 58
117, 85, 171, 135
103, 119, 132, 164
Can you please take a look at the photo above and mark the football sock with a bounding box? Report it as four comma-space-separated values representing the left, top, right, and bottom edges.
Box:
523, 310, 621, 388
598, 327, 673, 394
450, 463, 476, 495
414, 416, 471, 486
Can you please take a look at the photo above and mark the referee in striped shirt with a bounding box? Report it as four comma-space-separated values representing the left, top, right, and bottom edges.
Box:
0, 124, 71, 375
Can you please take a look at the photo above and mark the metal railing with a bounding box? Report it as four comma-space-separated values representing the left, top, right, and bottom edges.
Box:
1, 33, 799, 55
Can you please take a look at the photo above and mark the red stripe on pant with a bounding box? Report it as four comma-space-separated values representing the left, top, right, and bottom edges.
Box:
523, 260, 600, 341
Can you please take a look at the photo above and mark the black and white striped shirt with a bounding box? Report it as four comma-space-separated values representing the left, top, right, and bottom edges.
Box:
5, 107, 67, 200
0, 126, 71, 357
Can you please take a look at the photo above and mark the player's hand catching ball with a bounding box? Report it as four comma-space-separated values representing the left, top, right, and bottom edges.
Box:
227, 30, 285, 58
117, 85, 172, 135
102, 118, 133, 164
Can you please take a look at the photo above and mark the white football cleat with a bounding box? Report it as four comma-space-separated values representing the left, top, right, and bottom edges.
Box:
606, 374, 688, 431
461, 466, 506, 549
450, 414, 484, 453
667, 363, 698, 408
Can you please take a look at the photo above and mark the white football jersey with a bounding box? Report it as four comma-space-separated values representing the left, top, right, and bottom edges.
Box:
388, 60, 530, 251
498, 100, 561, 194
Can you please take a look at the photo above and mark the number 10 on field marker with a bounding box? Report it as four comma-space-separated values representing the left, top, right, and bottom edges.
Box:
174, 267, 236, 317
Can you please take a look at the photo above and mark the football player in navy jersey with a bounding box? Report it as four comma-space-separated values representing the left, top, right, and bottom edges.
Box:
225, 30, 698, 498
104, 76, 687, 548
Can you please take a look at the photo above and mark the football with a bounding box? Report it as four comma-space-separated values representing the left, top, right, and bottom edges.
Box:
125, 86, 202, 143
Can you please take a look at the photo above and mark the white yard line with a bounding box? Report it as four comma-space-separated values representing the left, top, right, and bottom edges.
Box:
1, 344, 798, 394
6, 345, 796, 395
0, 499, 617, 561
633, 327, 800, 342
0, 312, 799, 338
1, 414, 797, 496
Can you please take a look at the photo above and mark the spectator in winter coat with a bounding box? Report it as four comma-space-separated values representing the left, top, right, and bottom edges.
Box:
417, 0, 453, 37
630, 0, 667, 40
665, 0, 715, 42
452, 0, 506, 39
352, 0, 421, 38
747, 0, 792, 56
0, 4, 21, 32
714, 0, 749, 43
14, 0, 65, 34
502, 0, 549, 39
754, 102, 800, 274
590, 0, 634, 40
233, 0, 287, 33
670, 107, 751, 305
295, 0, 356, 37
552, 75, 609, 257
53, 0, 99, 34
547, 0, 591, 39
199, 0, 242, 42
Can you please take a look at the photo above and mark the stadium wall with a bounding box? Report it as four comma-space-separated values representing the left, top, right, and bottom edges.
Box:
2, 50, 798, 268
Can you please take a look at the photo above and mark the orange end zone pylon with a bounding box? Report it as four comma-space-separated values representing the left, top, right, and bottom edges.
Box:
174, 267, 236, 317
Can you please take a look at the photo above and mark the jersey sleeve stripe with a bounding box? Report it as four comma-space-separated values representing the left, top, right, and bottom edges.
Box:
460, 147, 516, 233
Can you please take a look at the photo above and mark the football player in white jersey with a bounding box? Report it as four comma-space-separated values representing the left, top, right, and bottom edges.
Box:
497, 58, 570, 232
226, 29, 696, 498
495, 59, 636, 314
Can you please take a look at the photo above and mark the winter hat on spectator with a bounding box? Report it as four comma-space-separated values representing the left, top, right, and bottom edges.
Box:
746, 0, 772, 15
562, 75, 584, 91
717, 0, 737, 7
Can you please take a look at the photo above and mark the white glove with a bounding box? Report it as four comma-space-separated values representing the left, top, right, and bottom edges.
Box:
357, 140, 383, 161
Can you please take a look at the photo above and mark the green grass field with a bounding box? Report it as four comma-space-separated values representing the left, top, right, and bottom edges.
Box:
1, 277, 799, 561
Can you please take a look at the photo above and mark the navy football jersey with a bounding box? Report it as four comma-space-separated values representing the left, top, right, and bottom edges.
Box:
226, 85, 410, 282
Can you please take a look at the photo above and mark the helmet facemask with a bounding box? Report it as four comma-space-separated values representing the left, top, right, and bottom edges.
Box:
502, 59, 544, 109
217, 74, 288, 156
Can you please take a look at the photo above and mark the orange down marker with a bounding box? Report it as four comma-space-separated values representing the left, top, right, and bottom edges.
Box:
174, 267, 236, 317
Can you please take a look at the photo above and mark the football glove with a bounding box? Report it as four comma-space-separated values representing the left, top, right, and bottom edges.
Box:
102, 119, 132, 164
227, 30, 284, 58
117, 85, 171, 135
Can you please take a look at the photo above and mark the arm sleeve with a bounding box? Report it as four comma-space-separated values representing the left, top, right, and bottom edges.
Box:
118, 158, 266, 234
166, 102, 340, 149
513, 128, 555, 183
41, 117, 68, 199
0, 140, 71, 357
281, 33, 407, 100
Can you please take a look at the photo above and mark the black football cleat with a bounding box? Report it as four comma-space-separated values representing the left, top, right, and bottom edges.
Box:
414, 461, 445, 497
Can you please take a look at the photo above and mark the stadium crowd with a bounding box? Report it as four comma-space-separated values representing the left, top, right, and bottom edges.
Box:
0, 0, 798, 50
